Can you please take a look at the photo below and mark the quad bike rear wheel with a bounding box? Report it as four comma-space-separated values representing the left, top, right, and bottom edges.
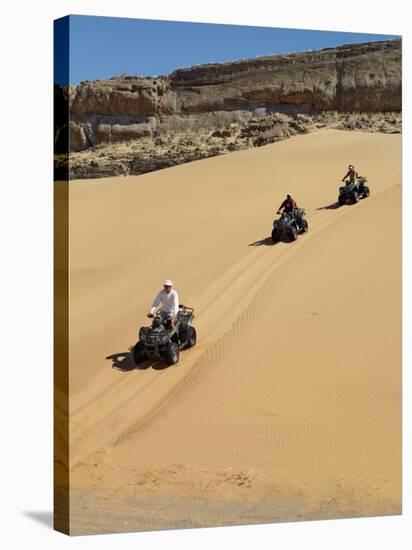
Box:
186, 326, 197, 348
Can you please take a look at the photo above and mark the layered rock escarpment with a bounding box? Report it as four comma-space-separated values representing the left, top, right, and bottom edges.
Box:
54, 39, 401, 178
170, 39, 400, 113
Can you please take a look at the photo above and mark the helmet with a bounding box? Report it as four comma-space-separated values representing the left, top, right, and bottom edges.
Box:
287, 194, 291, 199
163, 279, 173, 287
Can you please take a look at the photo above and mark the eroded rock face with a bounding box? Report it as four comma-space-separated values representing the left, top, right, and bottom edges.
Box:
69, 77, 175, 118
56, 39, 401, 152
170, 39, 401, 114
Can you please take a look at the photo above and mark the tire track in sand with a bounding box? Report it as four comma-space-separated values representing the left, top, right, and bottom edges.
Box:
71, 176, 400, 468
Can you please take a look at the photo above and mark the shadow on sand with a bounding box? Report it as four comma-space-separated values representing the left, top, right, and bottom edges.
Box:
106, 351, 172, 372
316, 202, 340, 211
248, 236, 275, 246
106, 351, 138, 371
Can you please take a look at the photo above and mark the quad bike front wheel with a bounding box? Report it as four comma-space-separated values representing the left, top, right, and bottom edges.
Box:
165, 341, 180, 365
289, 226, 298, 241
271, 229, 280, 243
362, 186, 370, 198
133, 341, 145, 364
300, 219, 309, 233
338, 195, 346, 206
352, 191, 360, 203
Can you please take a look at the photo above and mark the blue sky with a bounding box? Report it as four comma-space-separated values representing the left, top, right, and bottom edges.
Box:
55, 15, 399, 85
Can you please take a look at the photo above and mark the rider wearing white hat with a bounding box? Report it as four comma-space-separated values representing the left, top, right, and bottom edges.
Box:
149, 280, 179, 328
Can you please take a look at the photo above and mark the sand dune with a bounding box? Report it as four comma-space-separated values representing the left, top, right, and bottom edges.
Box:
64, 130, 401, 533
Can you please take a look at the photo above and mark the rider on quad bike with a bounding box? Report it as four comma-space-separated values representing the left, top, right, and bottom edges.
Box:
338, 164, 370, 205
342, 164, 358, 185
277, 194, 297, 215
149, 279, 179, 329
271, 194, 308, 243
133, 280, 196, 366
277, 194, 305, 229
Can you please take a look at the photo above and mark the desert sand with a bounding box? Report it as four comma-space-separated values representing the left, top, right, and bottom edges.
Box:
62, 130, 401, 533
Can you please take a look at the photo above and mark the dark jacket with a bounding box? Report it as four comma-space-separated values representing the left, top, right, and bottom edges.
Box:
279, 198, 297, 212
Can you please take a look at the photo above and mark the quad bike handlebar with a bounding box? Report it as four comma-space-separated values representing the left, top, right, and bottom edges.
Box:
148, 305, 194, 318
147, 310, 163, 318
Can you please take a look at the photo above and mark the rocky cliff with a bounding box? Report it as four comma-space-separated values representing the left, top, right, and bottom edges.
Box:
170, 39, 400, 114
54, 39, 401, 178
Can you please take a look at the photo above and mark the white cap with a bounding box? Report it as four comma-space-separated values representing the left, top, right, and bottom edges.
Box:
163, 279, 173, 286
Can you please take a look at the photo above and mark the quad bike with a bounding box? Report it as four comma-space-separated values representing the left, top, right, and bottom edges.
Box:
338, 176, 370, 206
271, 208, 308, 243
133, 305, 197, 366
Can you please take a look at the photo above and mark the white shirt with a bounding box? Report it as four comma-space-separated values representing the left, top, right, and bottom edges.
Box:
150, 289, 179, 315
